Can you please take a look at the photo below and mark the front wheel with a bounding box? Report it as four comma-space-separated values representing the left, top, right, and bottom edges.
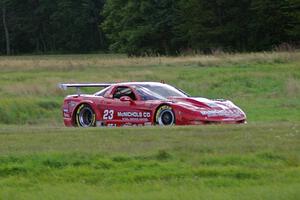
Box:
76, 104, 96, 127
155, 105, 175, 126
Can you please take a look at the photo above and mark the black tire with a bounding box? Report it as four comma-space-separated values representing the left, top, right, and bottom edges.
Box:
155, 105, 175, 126
75, 104, 96, 127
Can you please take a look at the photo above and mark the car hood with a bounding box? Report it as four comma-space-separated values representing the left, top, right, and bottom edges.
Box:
169, 97, 246, 119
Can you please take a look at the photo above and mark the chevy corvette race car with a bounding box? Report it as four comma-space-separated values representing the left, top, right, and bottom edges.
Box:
59, 82, 246, 127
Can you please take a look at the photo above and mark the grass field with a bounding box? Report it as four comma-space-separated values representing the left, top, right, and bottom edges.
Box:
0, 52, 300, 199
0, 123, 300, 199
0, 52, 300, 125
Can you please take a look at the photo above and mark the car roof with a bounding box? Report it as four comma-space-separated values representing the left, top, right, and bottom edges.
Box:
115, 82, 167, 87
94, 82, 169, 97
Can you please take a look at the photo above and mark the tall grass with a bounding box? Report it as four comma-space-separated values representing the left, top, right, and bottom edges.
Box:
0, 51, 299, 125
0, 52, 299, 71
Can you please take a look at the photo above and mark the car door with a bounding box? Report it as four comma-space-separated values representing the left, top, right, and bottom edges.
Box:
101, 86, 152, 126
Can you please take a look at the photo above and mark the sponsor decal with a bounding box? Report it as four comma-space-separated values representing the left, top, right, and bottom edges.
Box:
103, 110, 151, 121
207, 103, 218, 107
63, 113, 70, 118
144, 122, 152, 126
117, 111, 151, 118
121, 117, 149, 121
122, 123, 133, 127
200, 109, 242, 117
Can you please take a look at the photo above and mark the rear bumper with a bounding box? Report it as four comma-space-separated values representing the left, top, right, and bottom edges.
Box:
64, 118, 74, 127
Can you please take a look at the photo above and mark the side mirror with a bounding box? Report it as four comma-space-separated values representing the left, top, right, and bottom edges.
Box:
120, 96, 134, 103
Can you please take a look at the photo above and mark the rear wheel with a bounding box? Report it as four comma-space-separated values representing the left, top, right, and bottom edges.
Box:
76, 104, 96, 127
155, 105, 175, 126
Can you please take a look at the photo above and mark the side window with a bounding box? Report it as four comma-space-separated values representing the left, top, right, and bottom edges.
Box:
95, 87, 110, 96
113, 86, 136, 100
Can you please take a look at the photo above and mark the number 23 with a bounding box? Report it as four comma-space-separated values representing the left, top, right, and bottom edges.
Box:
103, 110, 114, 120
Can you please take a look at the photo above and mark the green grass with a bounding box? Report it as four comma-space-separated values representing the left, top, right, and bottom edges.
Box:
0, 52, 300, 125
0, 123, 300, 199
0, 52, 300, 199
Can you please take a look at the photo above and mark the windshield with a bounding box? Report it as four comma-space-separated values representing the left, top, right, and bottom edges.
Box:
134, 86, 166, 100
134, 84, 188, 100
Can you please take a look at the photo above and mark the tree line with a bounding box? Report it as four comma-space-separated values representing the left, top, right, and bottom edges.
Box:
1, 0, 299, 56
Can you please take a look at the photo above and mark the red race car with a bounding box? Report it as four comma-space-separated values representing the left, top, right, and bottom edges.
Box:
59, 82, 246, 127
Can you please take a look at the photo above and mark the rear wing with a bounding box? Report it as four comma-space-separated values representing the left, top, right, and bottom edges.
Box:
58, 83, 113, 96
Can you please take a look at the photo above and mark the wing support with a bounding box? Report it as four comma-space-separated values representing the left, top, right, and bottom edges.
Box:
58, 83, 113, 96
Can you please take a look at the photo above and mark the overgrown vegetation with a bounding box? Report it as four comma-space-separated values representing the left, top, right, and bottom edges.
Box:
0, 52, 299, 125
